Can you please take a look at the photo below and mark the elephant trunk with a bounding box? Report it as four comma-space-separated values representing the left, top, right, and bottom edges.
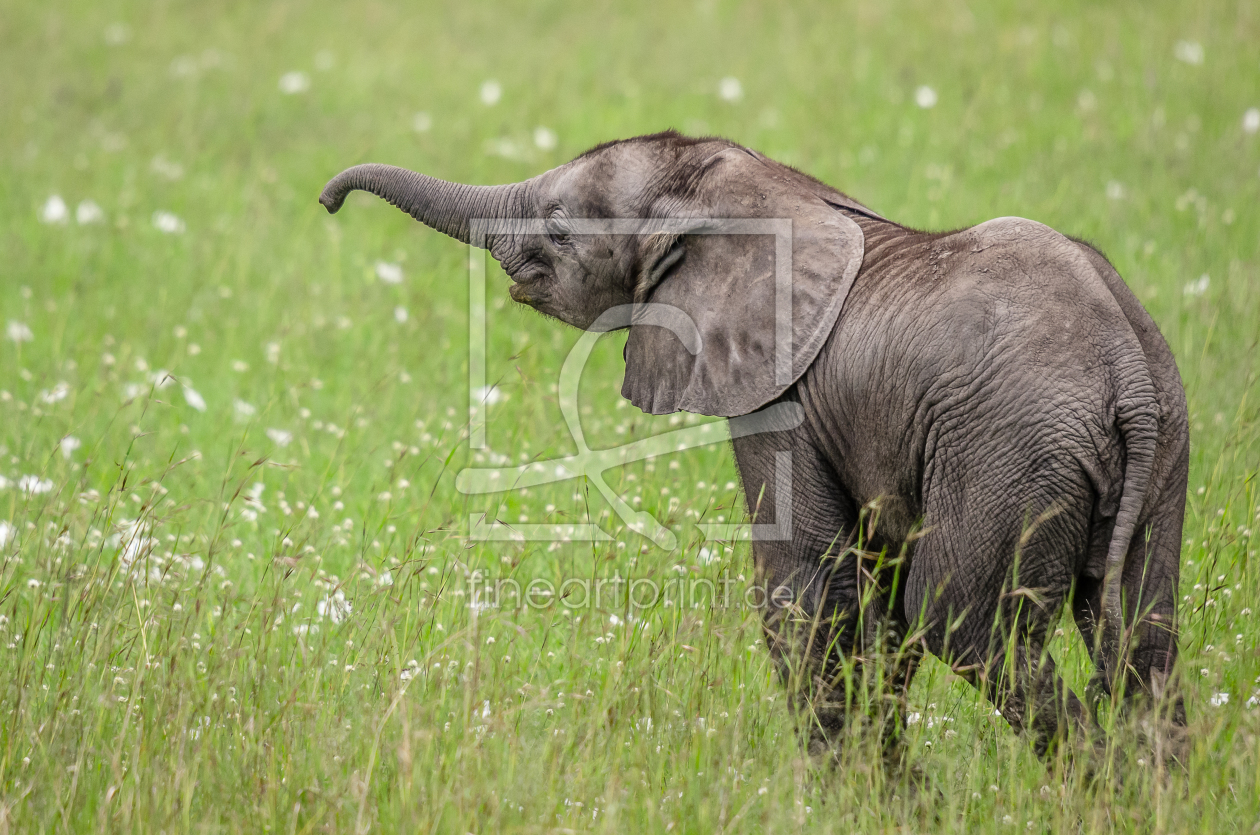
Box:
319, 163, 528, 246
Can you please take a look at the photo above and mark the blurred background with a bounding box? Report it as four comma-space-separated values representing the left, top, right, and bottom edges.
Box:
5, 1, 1257, 432
5, 0, 1257, 529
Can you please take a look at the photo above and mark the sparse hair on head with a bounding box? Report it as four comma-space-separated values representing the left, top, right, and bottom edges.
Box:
577, 130, 731, 159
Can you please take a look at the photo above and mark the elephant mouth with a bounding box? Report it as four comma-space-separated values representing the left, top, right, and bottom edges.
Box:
507, 272, 546, 306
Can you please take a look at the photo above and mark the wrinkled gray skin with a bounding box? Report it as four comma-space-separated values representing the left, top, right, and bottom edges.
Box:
321, 132, 1188, 766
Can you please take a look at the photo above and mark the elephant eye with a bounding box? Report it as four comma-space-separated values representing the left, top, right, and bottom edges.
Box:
546, 219, 572, 247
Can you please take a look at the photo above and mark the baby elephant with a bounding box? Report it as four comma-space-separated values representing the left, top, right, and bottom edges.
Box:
321, 131, 1188, 765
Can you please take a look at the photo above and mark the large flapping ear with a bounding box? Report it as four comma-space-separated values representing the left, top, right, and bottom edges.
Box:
622, 148, 865, 417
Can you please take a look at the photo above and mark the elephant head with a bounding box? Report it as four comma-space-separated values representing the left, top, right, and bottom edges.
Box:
320, 131, 877, 417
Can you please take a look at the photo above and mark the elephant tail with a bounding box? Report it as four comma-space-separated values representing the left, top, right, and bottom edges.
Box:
1098, 362, 1160, 668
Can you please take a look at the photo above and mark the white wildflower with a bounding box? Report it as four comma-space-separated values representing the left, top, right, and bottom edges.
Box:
39, 195, 68, 224
266, 428, 293, 447
0, 521, 13, 546
152, 211, 185, 234
76, 200, 104, 224
39, 382, 70, 403
533, 126, 558, 150
1173, 40, 1204, 65
150, 155, 184, 180
59, 436, 81, 459
485, 137, 526, 160
316, 590, 351, 624
278, 71, 310, 94
718, 76, 743, 102
1244, 108, 1260, 135
116, 519, 157, 568
394, 306, 408, 323
233, 400, 256, 421
412, 112, 432, 133
183, 385, 207, 412
1106, 181, 1124, 200
103, 23, 131, 45
170, 55, 199, 77
1209, 692, 1229, 707
915, 85, 938, 108
7, 321, 33, 343
375, 261, 403, 284
480, 79, 501, 105
473, 384, 503, 406
18, 475, 54, 496
1183, 274, 1210, 296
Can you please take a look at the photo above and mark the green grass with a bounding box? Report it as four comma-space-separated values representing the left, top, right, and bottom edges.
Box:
2, 0, 1258, 831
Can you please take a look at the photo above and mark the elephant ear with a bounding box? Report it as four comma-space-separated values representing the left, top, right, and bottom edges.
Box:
622, 148, 866, 417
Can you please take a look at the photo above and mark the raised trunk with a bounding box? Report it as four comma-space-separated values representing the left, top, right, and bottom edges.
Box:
319, 163, 526, 245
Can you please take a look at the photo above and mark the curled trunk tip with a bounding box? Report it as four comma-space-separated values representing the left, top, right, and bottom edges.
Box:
319, 186, 344, 214
319, 164, 382, 214
317, 163, 527, 245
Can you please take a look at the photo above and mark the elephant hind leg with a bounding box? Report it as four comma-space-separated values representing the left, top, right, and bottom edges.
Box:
1116, 454, 1189, 754
975, 639, 1095, 759
905, 457, 1099, 759
1070, 574, 1109, 716
922, 596, 1095, 760
1073, 471, 1188, 765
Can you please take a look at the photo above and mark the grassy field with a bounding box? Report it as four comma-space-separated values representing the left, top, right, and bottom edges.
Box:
2, 0, 1259, 831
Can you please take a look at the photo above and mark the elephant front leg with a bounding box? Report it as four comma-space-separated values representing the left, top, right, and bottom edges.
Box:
732, 429, 919, 766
